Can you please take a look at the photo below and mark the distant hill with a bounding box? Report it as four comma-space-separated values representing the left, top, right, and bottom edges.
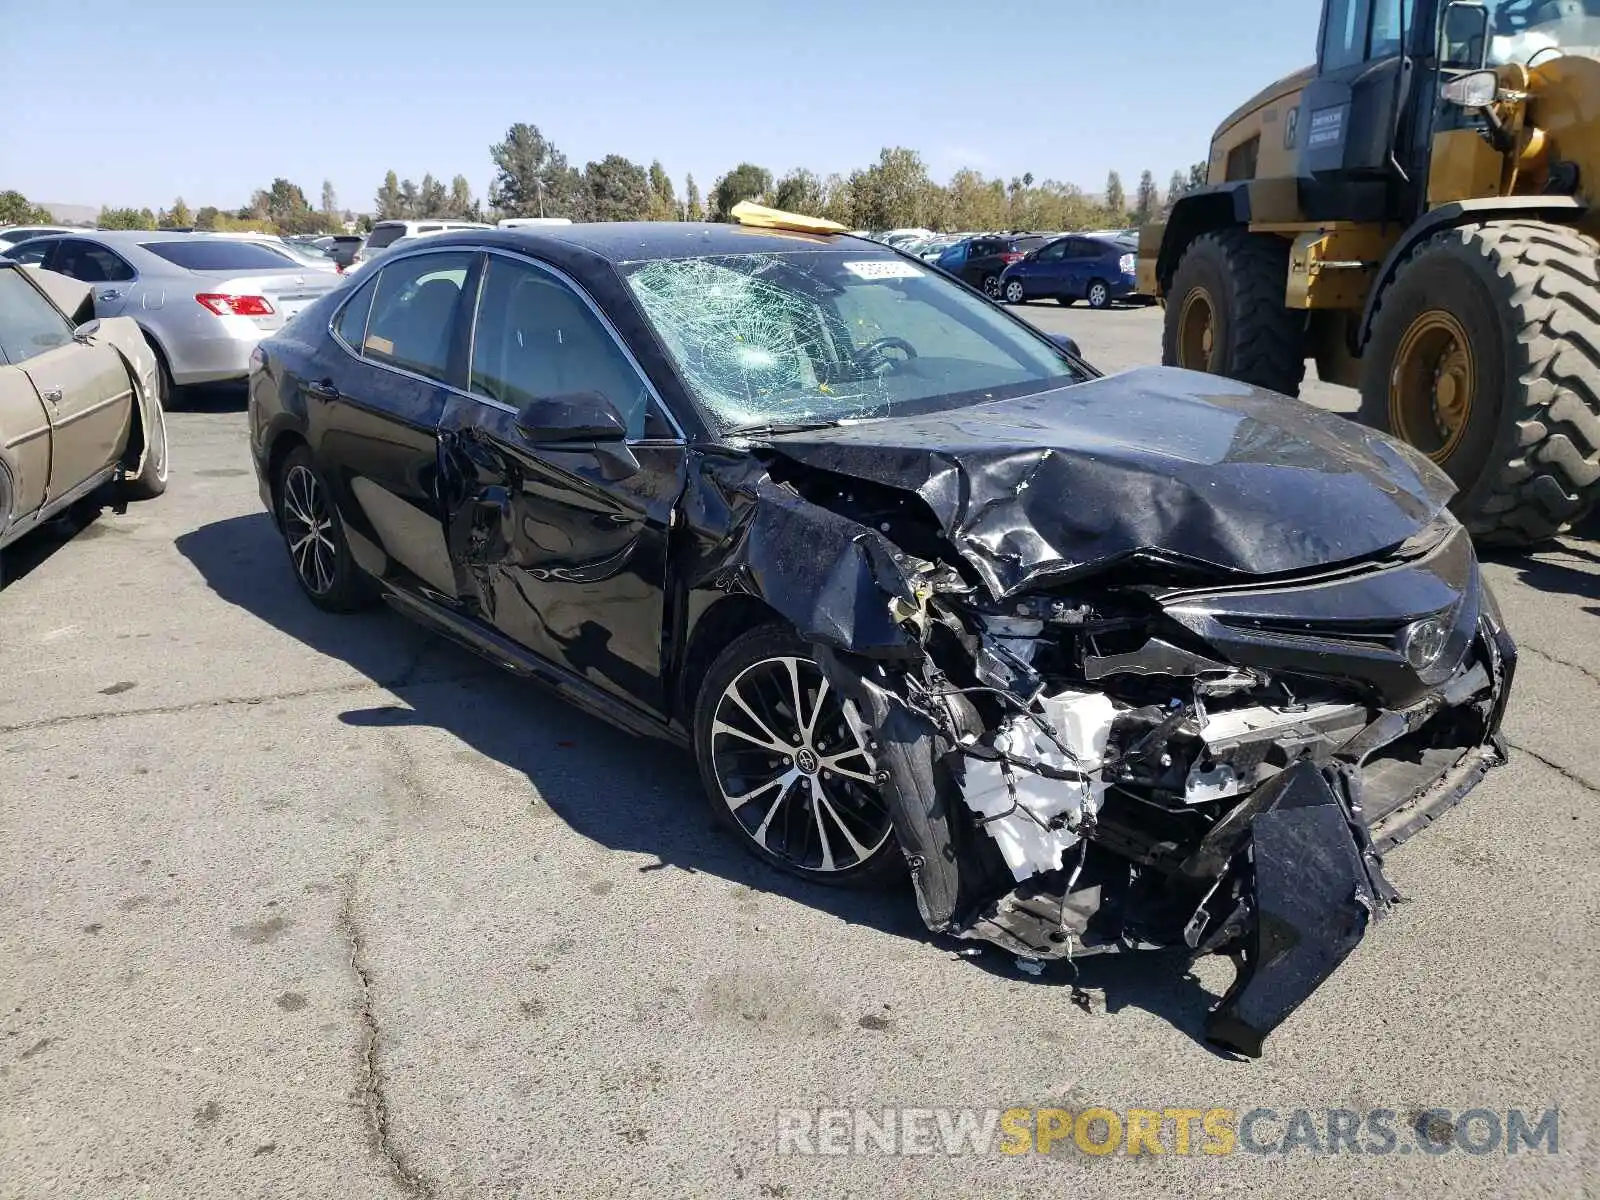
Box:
41, 202, 100, 226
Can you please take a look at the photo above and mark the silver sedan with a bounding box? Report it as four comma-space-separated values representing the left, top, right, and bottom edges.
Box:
1, 231, 342, 407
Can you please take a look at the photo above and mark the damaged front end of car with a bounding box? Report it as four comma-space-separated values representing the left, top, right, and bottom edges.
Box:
703, 396, 1516, 1058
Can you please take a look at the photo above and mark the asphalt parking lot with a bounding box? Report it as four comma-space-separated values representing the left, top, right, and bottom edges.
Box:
2, 303, 1596, 1198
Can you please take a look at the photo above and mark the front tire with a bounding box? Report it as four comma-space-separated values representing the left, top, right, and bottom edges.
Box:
1360, 220, 1600, 546
121, 399, 169, 501
275, 446, 376, 612
1161, 227, 1305, 396
1003, 278, 1026, 304
693, 624, 899, 887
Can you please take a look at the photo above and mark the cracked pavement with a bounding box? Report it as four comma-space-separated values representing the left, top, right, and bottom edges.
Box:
1, 307, 1596, 1198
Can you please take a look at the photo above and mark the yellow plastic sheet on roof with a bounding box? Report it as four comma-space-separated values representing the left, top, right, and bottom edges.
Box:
728, 200, 848, 235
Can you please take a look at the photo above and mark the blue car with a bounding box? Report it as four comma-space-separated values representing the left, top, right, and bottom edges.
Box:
999, 233, 1139, 309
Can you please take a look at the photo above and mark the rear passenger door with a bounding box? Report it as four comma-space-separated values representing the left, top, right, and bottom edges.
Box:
438, 251, 687, 716
314, 248, 479, 598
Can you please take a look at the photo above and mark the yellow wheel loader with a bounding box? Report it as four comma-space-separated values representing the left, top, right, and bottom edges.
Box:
1138, 0, 1600, 545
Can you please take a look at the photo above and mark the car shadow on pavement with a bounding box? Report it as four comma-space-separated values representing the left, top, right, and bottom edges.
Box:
175, 511, 1230, 1050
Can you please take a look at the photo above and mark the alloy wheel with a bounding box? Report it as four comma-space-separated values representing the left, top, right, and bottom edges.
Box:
1089, 282, 1109, 308
709, 655, 892, 874
983, 274, 1002, 299
281, 464, 338, 595
1004, 280, 1025, 304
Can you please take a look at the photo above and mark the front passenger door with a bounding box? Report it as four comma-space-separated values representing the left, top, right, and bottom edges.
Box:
0, 267, 131, 501
439, 253, 687, 715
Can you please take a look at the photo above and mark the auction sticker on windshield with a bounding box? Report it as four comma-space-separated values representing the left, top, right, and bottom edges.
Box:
842, 261, 925, 280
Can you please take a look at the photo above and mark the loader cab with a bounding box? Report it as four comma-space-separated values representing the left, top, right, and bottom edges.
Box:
1298, 0, 1430, 218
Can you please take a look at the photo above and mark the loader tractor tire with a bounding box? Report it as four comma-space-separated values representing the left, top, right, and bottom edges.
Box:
1162, 227, 1307, 397
1359, 220, 1600, 546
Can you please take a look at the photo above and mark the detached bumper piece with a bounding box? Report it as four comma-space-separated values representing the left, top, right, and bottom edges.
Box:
1204, 762, 1394, 1058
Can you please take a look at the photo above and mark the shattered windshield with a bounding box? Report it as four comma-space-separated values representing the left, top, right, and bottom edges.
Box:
620, 250, 1085, 433
1484, 0, 1600, 63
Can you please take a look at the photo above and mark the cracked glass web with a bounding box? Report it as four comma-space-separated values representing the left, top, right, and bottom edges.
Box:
622, 251, 1083, 433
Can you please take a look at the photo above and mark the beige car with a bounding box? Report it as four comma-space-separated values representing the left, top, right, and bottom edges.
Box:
0, 262, 168, 582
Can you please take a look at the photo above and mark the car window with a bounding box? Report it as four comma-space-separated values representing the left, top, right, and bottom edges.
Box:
1035, 241, 1067, 263
362, 251, 474, 382
53, 239, 136, 283
3, 240, 56, 268
364, 225, 408, 250
333, 274, 378, 350
140, 240, 293, 271
0, 268, 74, 364
469, 256, 660, 439
622, 251, 1085, 433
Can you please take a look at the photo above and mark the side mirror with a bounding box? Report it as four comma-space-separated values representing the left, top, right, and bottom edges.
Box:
73, 319, 102, 344
515, 391, 628, 444
1440, 1, 1490, 71
1049, 333, 1083, 359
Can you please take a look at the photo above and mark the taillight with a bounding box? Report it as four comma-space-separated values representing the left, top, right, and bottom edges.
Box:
196, 293, 275, 316
1119, 253, 1136, 274
1000, 252, 1024, 264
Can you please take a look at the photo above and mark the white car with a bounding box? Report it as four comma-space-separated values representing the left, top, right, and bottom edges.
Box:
0, 225, 78, 247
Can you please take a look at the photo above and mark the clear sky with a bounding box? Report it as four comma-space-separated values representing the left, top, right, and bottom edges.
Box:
0, 0, 1323, 215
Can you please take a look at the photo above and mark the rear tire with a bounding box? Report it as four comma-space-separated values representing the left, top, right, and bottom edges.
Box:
981, 273, 1002, 300
1359, 220, 1600, 546
693, 623, 901, 888
1161, 227, 1306, 396
275, 446, 377, 612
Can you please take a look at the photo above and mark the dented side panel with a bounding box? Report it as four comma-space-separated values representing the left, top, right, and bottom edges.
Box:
438, 396, 687, 715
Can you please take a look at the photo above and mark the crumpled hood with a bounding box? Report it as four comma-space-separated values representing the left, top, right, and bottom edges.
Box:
759, 366, 1455, 598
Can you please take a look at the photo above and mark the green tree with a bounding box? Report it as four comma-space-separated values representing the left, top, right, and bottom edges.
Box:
417, 173, 448, 218
1187, 160, 1208, 190
356, 213, 374, 233
1105, 170, 1126, 219
193, 206, 220, 230
398, 179, 419, 218
320, 180, 339, 226
375, 171, 404, 220
647, 160, 677, 220
1133, 169, 1159, 226
488, 122, 588, 219
944, 168, 1006, 232
684, 174, 704, 222
99, 207, 156, 230
448, 175, 478, 220
1164, 170, 1186, 216
853, 147, 935, 229
710, 163, 772, 221
585, 155, 652, 222
0, 190, 53, 225
160, 197, 194, 229
773, 168, 825, 215
819, 173, 856, 227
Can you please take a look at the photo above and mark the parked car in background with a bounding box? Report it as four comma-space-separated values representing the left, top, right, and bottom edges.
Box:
362, 219, 492, 258
313, 235, 366, 269
998, 232, 1139, 309
210, 233, 341, 273
911, 235, 961, 264
934, 234, 1052, 297
878, 227, 935, 248
0, 225, 78, 247
0, 262, 168, 581
1, 232, 342, 407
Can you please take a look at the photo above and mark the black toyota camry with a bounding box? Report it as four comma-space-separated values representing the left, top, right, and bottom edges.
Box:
248, 220, 1515, 1057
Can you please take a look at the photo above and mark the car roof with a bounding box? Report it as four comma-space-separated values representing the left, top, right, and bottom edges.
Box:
417, 221, 885, 263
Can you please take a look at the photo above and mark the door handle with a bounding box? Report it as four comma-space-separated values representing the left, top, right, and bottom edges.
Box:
98, 289, 120, 302
41, 386, 62, 404
306, 380, 340, 402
